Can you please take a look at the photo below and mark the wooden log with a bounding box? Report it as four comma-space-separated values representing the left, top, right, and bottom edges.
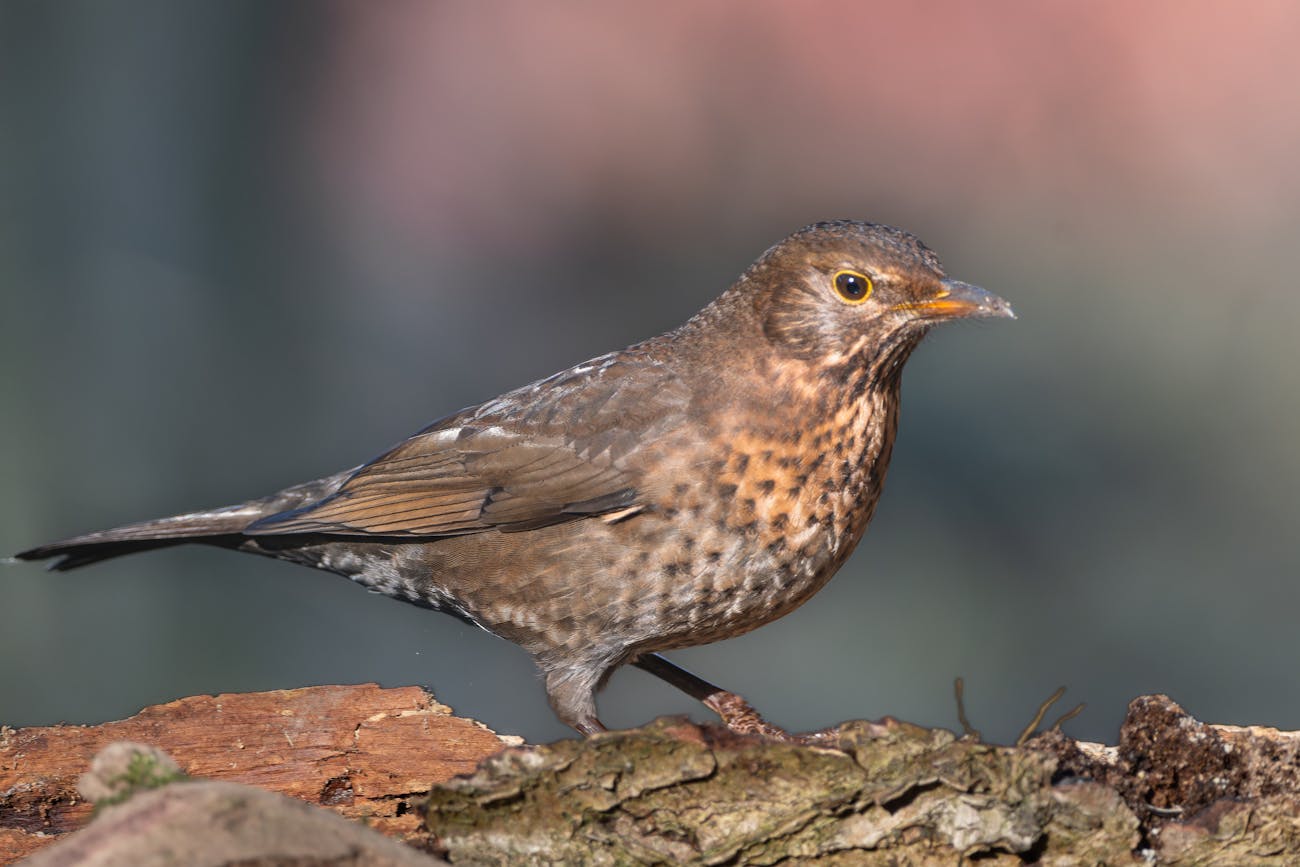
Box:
0, 683, 515, 863
419, 697, 1300, 864
7, 689, 1300, 864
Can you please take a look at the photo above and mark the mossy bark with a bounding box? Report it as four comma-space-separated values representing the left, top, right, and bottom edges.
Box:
7, 689, 1300, 865
422, 716, 1137, 865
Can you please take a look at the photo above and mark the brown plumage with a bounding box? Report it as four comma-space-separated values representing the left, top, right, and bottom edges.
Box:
15, 221, 1013, 735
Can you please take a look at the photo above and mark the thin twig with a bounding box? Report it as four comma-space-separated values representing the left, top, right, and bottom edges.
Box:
1051, 702, 1086, 731
1017, 686, 1067, 746
953, 677, 981, 741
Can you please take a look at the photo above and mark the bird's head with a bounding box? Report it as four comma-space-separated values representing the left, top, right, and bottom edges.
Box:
737, 220, 1014, 371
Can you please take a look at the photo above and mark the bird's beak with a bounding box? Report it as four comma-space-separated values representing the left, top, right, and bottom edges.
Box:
896, 280, 1015, 320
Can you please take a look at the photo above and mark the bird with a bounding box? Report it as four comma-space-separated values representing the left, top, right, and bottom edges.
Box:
15, 220, 1013, 736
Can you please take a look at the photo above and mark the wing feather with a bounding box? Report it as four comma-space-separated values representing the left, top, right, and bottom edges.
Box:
247, 353, 687, 537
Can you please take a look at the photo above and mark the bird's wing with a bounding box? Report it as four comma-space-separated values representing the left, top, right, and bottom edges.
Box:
246, 352, 685, 537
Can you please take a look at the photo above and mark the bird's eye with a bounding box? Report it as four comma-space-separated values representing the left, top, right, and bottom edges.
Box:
833, 270, 873, 304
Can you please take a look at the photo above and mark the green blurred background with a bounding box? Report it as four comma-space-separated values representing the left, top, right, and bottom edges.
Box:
3, 1, 1299, 745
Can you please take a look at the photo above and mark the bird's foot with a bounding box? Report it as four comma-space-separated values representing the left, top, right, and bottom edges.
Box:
632, 652, 814, 742
702, 689, 797, 741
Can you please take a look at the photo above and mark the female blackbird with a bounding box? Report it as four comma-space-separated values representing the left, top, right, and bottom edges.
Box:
17, 220, 1013, 736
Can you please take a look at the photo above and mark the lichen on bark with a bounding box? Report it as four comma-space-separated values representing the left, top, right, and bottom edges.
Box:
422, 716, 1140, 865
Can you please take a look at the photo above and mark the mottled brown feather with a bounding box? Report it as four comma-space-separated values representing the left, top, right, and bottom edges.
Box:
245, 355, 690, 537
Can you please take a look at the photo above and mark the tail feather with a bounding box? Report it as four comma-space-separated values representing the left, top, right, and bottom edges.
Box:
14, 505, 266, 571
13, 471, 355, 571
21, 538, 209, 571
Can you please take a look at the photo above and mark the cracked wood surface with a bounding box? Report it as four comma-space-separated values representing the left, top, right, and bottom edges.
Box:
422, 716, 1141, 865
7, 689, 1300, 865
0, 683, 514, 864
420, 700, 1300, 865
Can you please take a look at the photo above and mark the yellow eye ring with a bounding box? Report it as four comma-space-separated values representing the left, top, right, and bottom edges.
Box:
833, 270, 873, 304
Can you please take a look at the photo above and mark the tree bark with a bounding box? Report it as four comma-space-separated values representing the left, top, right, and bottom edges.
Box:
5, 687, 1300, 865
0, 684, 514, 863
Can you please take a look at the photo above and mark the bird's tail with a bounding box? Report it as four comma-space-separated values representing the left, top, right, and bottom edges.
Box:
13, 472, 356, 571
13, 505, 267, 571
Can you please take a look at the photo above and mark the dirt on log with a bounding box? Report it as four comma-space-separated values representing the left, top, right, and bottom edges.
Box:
5, 687, 1300, 865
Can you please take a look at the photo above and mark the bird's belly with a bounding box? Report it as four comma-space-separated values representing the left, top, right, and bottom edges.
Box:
334, 508, 837, 660
617, 510, 847, 651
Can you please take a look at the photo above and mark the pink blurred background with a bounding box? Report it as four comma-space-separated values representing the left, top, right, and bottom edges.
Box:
3, 1, 1299, 743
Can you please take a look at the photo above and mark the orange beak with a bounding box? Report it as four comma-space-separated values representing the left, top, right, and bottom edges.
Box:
896, 280, 1015, 320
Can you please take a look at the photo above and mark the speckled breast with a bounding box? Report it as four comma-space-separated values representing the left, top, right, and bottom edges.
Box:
624, 380, 903, 652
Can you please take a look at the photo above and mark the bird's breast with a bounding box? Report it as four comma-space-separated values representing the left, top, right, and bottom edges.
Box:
631, 379, 902, 646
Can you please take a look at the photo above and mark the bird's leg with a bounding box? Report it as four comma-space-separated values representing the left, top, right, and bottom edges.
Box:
573, 717, 607, 737
545, 666, 609, 737
633, 653, 794, 740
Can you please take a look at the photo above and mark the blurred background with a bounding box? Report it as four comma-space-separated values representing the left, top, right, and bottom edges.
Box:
2, 0, 1299, 746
